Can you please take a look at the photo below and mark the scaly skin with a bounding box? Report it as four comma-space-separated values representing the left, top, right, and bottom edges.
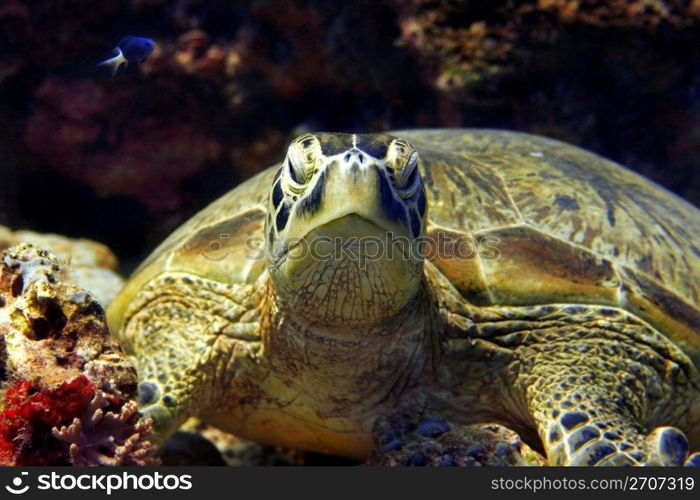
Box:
109, 131, 700, 465
121, 266, 435, 458
120, 259, 700, 464
434, 274, 700, 465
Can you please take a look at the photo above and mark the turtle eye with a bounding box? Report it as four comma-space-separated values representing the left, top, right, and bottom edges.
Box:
397, 151, 419, 188
387, 139, 420, 192
286, 159, 303, 184
285, 134, 321, 186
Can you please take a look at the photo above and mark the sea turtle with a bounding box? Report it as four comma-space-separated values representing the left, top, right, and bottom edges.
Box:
107, 129, 700, 466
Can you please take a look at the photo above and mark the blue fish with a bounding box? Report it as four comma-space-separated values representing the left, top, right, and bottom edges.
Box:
98, 36, 155, 76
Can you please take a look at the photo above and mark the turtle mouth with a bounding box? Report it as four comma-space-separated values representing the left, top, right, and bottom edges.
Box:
272, 212, 394, 264
268, 212, 424, 328
300, 212, 389, 240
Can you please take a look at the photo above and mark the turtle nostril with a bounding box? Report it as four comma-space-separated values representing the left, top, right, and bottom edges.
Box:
358, 154, 365, 164
344, 153, 351, 163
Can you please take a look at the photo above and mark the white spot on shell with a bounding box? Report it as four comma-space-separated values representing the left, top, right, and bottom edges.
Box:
529, 151, 544, 158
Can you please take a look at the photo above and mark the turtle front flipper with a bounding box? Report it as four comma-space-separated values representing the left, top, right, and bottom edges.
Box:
519, 307, 700, 466
531, 386, 698, 466
111, 272, 265, 445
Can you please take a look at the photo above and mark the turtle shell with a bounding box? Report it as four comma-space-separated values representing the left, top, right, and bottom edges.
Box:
397, 129, 700, 367
107, 129, 700, 367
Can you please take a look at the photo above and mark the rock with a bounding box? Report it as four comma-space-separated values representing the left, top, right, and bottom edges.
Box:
367, 401, 546, 466
0, 226, 123, 307
0, 243, 157, 465
158, 430, 228, 466
161, 418, 306, 466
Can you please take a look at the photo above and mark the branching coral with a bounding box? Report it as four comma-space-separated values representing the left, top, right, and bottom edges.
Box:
53, 389, 157, 466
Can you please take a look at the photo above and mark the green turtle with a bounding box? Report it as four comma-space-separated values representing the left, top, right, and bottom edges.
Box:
107, 129, 700, 466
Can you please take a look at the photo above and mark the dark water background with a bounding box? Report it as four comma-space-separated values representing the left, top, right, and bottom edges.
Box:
1, 0, 699, 273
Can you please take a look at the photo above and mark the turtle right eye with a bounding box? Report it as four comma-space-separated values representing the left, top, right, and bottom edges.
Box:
394, 151, 420, 193
285, 134, 322, 185
287, 159, 304, 184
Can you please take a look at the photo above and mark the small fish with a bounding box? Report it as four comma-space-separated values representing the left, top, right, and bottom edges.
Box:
98, 36, 155, 76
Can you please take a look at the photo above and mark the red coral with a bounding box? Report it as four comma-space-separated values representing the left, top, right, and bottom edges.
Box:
0, 381, 32, 465
0, 376, 95, 465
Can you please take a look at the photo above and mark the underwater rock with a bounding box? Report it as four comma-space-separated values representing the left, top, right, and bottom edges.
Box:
169, 29, 227, 81
0, 243, 157, 466
0, 0, 118, 83
367, 403, 545, 466
161, 418, 306, 466
158, 430, 228, 466
0, 226, 123, 307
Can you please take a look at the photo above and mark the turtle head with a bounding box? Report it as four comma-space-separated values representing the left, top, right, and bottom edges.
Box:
265, 132, 427, 327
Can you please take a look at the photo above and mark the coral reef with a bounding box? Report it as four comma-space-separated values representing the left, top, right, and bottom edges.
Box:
23, 76, 216, 215
0, 225, 123, 307
367, 403, 545, 466
387, 0, 700, 203
0, 243, 157, 465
